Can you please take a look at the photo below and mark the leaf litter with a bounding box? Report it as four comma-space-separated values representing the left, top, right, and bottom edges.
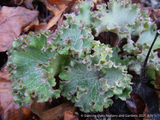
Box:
0, 6, 39, 52
0, 68, 35, 120
1, 0, 160, 120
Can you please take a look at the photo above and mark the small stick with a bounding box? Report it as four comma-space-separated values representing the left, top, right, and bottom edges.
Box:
141, 31, 160, 79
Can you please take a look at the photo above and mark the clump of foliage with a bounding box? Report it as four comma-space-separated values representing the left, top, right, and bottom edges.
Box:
6, 0, 160, 113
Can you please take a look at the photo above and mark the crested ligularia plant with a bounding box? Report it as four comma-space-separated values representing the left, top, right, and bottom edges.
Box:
6, 0, 160, 113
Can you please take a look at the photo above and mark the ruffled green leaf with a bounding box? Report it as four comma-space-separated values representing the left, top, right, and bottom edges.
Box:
65, 1, 93, 25
59, 60, 132, 113
7, 31, 61, 105
51, 21, 93, 58
124, 42, 160, 79
137, 30, 160, 50
59, 44, 132, 113
91, 0, 148, 38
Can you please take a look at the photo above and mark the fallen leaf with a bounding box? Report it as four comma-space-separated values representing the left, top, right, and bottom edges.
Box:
43, 0, 68, 30
27, 24, 47, 32
64, 110, 78, 120
66, 0, 77, 13
23, 17, 39, 33
126, 92, 145, 120
41, 102, 76, 120
0, 68, 10, 81
46, 6, 67, 30
44, 0, 64, 16
23, 0, 34, 9
0, 6, 39, 52
47, 0, 66, 10
42, 13, 55, 23
155, 72, 160, 112
0, 68, 34, 120
31, 98, 51, 118
144, 7, 160, 21
133, 81, 160, 120
152, 9, 160, 20
0, 0, 23, 6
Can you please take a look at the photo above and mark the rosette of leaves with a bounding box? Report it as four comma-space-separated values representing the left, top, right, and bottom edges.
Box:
68, 0, 160, 80
89, 0, 160, 79
6, 31, 64, 105
59, 41, 132, 113
7, 0, 160, 113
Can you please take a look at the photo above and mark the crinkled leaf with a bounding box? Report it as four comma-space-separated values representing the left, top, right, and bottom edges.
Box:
91, 0, 148, 38
73, 1, 93, 24
59, 44, 132, 113
59, 60, 132, 113
7, 31, 61, 105
137, 30, 160, 50
124, 41, 160, 79
52, 21, 93, 57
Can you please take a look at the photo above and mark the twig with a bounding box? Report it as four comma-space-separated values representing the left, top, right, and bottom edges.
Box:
141, 31, 160, 79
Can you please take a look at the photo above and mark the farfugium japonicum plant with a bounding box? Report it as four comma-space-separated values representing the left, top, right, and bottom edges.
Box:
6, 0, 160, 113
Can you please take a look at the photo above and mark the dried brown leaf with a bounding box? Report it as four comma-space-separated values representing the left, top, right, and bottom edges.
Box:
0, 6, 39, 52
29, 24, 47, 32
0, 68, 10, 81
152, 9, 160, 21
0, 0, 23, 6
23, 17, 39, 33
64, 110, 78, 120
0, 68, 34, 120
155, 72, 160, 112
31, 98, 51, 118
48, 0, 66, 10
126, 92, 145, 120
44, 1, 62, 15
46, 6, 67, 30
66, 0, 77, 13
41, 103, 76, 120
23, 0, 34, 9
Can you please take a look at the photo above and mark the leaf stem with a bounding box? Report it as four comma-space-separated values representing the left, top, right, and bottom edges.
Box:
141, 31, 160, 78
